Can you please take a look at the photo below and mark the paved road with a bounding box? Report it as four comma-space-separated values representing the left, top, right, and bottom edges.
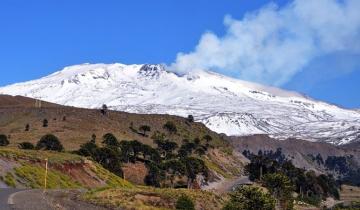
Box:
0, 188, 24, 210
1, 189, 108, 210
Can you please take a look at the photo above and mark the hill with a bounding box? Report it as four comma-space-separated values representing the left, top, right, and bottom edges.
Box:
0, 63, 359, 145
0, 94, 246, 186
229, 134, 360, 185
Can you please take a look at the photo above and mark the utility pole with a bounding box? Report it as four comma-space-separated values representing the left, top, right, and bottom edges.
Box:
43, 158, 48, 194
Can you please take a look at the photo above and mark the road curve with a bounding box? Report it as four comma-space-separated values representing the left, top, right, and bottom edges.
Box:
0, 188, 24, 210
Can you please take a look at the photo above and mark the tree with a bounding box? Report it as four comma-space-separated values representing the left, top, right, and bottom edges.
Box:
18, 142, 35, 150
139, 125, 151, 136
25, 124, 30, 131
142, 144, 161, 163
178, 142, 196, 158
203, 134, 213, 143
129, 140, 143, 162
0, 134, 9, 146
162, 159, 186, 187
101, 104, 108, 115
187, 115, 194, 123
91, 134, 96, 143
154, 139, 178, 159
144, 162, 164, 187
102, 133, 119, 147
119, 140, 133, 163
77, 140, 98, 157
36, 134, 64, 152
163, 121, 177, 134
223, 185, 275, 210
42, 119, 48, 127
263, 173, 294, 210
182, 157, 208, 188
176, 194, 195, 210
92, 147, 123, 177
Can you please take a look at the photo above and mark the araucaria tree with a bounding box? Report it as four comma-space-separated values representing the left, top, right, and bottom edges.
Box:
0, 134, 9, 146
223, 185, 275, 210
36, 134, 64, 152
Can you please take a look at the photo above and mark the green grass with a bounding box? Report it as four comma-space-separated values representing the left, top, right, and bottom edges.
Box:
0, 147, 84, 164
89, 162, 133, 188
4, 172, 16, 187
14, 164, 81, 189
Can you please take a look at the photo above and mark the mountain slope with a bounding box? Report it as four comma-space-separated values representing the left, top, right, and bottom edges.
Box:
1, 63, 359, 145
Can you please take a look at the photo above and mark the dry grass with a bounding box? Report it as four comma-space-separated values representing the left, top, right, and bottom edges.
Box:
84, 186, 225, 210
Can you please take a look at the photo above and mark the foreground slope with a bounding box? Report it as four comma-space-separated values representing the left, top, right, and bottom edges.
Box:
0, 63, 359, 145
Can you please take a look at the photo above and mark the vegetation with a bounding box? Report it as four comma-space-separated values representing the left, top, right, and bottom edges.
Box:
187, 115, 194, 123
84, 186, 224, 210
18, 142, 35, 150
100, 104, 108, 115
163, 121, 177, 134
42, 118, 48, 127
36, 134, 64, 152
263, 173, 294, 210
0, 134, 9, 146
139, 125, 151, 136
222, 185, 275, 210
25, 123, 30, 131
243, 149, 340, 206
176, 194, 195, 210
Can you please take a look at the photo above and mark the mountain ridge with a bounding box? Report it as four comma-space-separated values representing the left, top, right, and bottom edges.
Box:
1, 63, 359, 145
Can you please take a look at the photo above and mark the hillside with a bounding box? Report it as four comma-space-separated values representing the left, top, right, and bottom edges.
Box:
0, 63, 359, 145
0, 147, 132, 189
229, 134, 360, 185
0, 94, 246, 186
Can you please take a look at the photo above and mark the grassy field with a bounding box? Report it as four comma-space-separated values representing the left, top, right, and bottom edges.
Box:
84, 186, 225, 210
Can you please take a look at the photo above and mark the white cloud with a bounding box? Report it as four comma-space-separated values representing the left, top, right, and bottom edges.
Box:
170, 0, 360, 86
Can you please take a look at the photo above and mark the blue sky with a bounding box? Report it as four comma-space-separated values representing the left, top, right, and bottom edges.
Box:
0, 0, 359, 108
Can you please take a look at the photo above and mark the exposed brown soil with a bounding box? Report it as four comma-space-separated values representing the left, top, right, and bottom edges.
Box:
122, 162, 148, 185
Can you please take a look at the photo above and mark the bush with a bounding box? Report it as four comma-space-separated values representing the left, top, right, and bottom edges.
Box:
0, 134, 9, 146
223, 185, 275, 210
163, 121, 177, 134
176, 194, 195, 210
18, 142, 35, 150
102, 133, 119, 147
25, 124, 30, 131
36, 134, 64, 152
187, 115, 194, 123
42, 119, 48, 127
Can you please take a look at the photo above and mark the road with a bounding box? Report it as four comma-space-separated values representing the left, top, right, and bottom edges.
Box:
204, 176, 252, 194
0, 188, 24, 210
0, 189, 108, 210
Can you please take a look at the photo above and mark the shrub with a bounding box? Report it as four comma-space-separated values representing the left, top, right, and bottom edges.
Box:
187, 115, 194, 123
18, 142, 35, 150
36, 134, 64, 152
102, 133, 119, 147
101, 104, 108, 115
223, 185, 275, 210
0, 134, 9, 146
163, 121, 177, 134
42, 119, 48, 127
25, 124, 30, 131
176, 194, 195, 210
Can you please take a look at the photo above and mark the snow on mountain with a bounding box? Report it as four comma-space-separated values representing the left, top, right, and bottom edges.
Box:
1, 63, 359, 145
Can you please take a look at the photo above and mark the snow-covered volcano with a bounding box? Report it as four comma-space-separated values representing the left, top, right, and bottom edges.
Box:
1, 63, 359, 145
